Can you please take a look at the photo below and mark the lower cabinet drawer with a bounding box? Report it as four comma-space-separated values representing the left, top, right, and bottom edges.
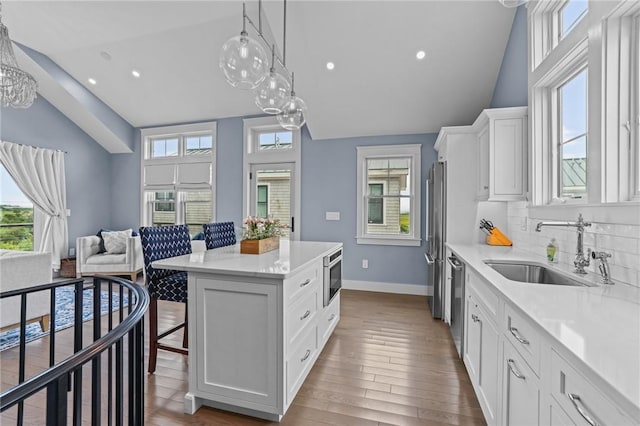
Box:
286, 325, 318, 402
318, 291, 340, 346
550, 349, 635, 426
287, 287, 318, 348
504, 303, 540, 376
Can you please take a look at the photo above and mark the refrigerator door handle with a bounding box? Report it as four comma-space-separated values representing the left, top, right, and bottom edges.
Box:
424, 253, 435, 265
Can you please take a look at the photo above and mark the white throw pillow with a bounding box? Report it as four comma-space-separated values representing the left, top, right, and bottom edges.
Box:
102, 229, 132, 254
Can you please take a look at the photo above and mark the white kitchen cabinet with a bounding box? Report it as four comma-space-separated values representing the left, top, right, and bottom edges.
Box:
502, 339, 540, 426
550, 349, 636, 426
473, 107, 528, 201
463, 274, 500, 426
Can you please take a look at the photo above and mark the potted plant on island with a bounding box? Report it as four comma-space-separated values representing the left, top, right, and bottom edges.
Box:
240, 216, 285, 254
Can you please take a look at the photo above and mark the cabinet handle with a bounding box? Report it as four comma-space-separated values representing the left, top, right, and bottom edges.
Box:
509, 326, 530, 345
568, 393, 600, 426
483, 185, 489, 190
299, 279, 311, 288
300, 349, 311, 362
471, 314, 480, 323
507, 359, 525, 380
300, 310, 311, 320
328, 313, 336, 322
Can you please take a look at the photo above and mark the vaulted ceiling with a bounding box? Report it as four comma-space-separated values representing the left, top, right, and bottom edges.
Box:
3, 1, 516, 144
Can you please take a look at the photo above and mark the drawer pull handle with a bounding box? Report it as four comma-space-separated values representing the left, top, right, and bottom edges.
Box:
300, 349, 311, 362
300, 310, 311, 320
328, 313, 336, 322
509, 326, 530, 345
568, 393, 600, 426
507, 359, 525, 380
471, 314, 480, 323
299, 279, 311, 288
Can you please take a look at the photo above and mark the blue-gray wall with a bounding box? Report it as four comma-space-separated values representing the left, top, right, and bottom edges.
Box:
301, 131, 438, 284
490, 4, 527, 108
1, 96, 113, 245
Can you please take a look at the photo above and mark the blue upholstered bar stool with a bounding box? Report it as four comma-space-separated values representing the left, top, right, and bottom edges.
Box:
139, 225, 192, 373
203, 221, 236, 249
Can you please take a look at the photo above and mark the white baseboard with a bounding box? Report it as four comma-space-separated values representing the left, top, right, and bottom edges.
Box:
342, 279, 427, 296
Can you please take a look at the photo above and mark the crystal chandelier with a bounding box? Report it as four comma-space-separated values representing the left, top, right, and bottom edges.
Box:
220, 0, 306, 130
0, 2, 37, 108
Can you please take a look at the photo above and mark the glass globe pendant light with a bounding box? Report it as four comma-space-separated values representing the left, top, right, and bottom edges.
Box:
219, 3, 269, 90
255, 46, 290, 114
277, 72, 307, 130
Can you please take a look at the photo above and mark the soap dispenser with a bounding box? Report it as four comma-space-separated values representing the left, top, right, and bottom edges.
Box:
546, 238, 558, 263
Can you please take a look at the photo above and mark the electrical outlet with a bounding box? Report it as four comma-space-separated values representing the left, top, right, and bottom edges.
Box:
68, 247, 75, 257
362, 259, 368, 269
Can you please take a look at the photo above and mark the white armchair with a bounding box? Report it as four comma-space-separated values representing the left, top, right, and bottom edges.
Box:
76, 235, 143, 282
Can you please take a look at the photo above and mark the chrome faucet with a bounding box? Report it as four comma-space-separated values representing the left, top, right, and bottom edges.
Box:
591, 251, 614, 285
535, 214, 592, 274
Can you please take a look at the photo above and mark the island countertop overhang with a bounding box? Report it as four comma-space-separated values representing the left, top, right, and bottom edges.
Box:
151, 240, 342, 279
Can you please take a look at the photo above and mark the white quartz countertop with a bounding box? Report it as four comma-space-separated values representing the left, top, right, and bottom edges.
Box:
152, 240, 342, 279
447, 243, 640, 414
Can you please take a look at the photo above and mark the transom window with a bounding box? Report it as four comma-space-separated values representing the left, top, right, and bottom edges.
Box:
356, 144, 421, 246
557, 68, 588, 199
560, 0, 588, 39
258, 131, 292, 151
185, 135, 213, 156
151, 137, 178, 158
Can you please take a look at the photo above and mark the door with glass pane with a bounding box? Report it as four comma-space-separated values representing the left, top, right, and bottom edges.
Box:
249, 163, 296, 240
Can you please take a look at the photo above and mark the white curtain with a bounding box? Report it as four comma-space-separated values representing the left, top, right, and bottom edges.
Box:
0, 141, 68, 269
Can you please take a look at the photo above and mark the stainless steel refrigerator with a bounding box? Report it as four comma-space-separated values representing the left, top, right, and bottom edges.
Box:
425, 162, 446, 319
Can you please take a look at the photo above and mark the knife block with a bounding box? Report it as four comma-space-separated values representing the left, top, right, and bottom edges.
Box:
486, 227, 512, 246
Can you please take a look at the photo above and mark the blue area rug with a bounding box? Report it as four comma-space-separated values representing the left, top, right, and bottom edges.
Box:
0, 286, 129, 352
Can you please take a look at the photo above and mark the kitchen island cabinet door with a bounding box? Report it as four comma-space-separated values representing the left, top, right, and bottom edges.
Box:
192, 276, 282, 413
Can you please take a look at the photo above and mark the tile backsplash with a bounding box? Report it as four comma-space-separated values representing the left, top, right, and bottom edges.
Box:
506, 201, 640, 288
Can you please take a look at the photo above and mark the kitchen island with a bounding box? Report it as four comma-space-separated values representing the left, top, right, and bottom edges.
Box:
152, 240, 342, 421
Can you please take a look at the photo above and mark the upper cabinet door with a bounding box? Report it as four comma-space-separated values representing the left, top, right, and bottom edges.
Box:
492, 118, 525, 198
474, 107, 528, 201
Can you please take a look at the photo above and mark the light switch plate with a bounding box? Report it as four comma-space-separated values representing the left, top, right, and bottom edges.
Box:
326, 211, 340, 221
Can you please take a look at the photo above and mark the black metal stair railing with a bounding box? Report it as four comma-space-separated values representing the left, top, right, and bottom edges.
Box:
0, 275, 149, 425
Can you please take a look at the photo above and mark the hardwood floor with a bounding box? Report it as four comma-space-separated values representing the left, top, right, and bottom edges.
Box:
1, 289, 485, 425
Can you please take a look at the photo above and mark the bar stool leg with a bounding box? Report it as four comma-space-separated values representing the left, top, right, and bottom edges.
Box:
183, 303, 188, 349
148, 298, 158, 374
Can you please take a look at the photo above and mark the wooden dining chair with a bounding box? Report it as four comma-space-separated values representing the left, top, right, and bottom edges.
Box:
139, 225, 192, 373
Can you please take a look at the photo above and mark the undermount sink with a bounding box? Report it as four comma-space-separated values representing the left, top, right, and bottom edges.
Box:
484, 260, 595, 287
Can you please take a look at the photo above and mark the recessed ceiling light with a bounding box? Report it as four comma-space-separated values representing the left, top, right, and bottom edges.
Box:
132, 70, 141, 78
326, 62, 335, 71
416, 50, 426, 60
88, 78, 97, 85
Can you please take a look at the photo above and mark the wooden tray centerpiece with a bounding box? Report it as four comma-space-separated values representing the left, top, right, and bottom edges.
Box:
240, 216, 283, 255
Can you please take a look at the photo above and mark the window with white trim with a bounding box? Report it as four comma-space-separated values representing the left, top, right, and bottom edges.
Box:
356, 145, 421, 246
560, 0, 588, 40
243, 117, 301, 240
141, 122, 216, 236
557, 67, 588, 200
530, 1, 640, 209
